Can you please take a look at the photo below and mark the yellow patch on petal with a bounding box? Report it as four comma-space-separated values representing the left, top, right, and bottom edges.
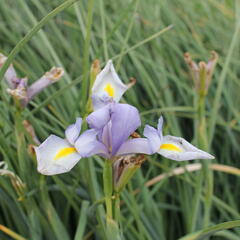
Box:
54, 147, 77, 160
160, 143, 182, 152
104, 83, 114, 97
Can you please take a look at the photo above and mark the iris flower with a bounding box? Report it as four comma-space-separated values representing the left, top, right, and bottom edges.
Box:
35, 60, 214, 176
86, 102, 152, 158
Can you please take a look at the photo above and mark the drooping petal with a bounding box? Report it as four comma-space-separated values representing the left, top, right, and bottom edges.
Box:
116, 138, 152, 156
158, 135, 214, 161
27, 67, 64, 100
35, 135, 81, 175
111, 103, 141, 155
143, 125, 162, 153
86, 104, 111, 130
65, 118, 82, 145
0, 53, 19, 89
91, 60, 128, 107
74, 129, 109, 158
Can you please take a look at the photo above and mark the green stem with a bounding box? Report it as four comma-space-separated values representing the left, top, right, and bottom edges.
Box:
0, 0, 79, 82
14, 108, 28, 182
79, 0, 94, 111
103, 160, 113, 219
191, 72, 213, 232
113, 193, 121, 229
103, 160, 122, 240
198, 94, 213, 229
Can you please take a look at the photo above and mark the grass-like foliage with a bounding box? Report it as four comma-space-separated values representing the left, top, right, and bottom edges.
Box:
0, 0, 240, 239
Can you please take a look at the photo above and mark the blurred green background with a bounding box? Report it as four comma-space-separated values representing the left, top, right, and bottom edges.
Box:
0, 0, 240, 239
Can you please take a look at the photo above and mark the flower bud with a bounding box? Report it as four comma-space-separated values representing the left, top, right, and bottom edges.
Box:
6, 78, 28, 106
113, 154, 146, 193
91, 59, 101, 79
0, 162, 25, 198
184, 51, 218, 96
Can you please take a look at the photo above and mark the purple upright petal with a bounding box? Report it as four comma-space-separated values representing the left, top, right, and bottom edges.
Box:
65, 118, 82, 145
99, 121, 112, 149
143, 125, 161, 153
111, 103, 141, 155
86, 104, 111, 130
74, 129, 109, 158
116, 138, 152, 156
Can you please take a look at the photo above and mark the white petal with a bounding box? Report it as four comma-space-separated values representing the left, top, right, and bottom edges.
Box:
158, 135, 214, 161
65, 118, 82, 145
92, 60, 128, 104
35, 135, 81, 175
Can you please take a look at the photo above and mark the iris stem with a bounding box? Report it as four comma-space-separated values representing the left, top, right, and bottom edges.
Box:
103, 160, 122, 240
85, 159, 107, 239
113, 193, 121, 229
198, 93, 213, 229
103, 160, 113, 219
190, 67, 213, 232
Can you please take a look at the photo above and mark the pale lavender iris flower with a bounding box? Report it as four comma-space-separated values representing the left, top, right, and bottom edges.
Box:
35, 103, 152, 175
35, 60, 214, 176
86, 102, 152, 159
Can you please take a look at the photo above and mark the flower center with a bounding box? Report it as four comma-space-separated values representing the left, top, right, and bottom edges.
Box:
104, 83, 114, 97
159, 143, 182, 152
54, 147, 77, 160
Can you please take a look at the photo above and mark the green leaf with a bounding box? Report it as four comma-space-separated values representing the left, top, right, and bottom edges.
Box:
74, 201, 90, 240
179, 220, 240, 240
